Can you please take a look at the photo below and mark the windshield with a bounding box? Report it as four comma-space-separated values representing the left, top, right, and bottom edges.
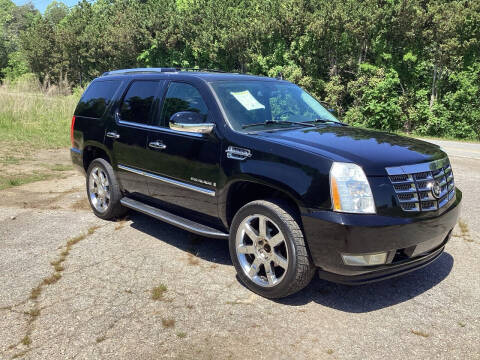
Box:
210, 80, 339, 132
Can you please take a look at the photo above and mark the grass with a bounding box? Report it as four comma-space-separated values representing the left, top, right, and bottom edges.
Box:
49, 163, 74, 171
176, 331, 187, 338
151, 284, 168, 300
0, 85, 80, 149
397, 131, 480, 144
0, 172, 54, 190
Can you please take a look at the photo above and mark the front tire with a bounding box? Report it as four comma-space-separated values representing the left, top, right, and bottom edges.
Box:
229, 200, 315, 298
86, 158, 127, 220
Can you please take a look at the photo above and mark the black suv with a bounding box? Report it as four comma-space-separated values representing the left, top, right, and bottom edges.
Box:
71, 68, 461, 298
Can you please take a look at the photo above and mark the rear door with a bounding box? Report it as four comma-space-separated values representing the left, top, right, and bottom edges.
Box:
106, 79, 165, 196
143, 81, 221, 218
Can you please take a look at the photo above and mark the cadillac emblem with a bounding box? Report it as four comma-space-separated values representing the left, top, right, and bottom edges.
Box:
431, 180, 442, 199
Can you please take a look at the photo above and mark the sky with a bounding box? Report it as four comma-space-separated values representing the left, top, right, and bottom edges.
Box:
13, 0, 80, 13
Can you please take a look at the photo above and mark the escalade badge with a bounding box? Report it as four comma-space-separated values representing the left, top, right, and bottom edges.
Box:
431, 180, 441, 199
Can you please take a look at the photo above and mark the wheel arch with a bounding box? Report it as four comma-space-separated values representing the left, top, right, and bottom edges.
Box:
82, 142, 113, 171
220, 178, 306, 230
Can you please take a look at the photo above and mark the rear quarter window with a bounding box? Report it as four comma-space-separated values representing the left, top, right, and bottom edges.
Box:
75, 80, 121, 118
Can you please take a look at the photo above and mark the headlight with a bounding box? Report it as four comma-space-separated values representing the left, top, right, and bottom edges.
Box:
330, 162, 376, 214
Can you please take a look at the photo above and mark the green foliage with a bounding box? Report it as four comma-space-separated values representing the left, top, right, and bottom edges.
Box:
0, 0, 479, 140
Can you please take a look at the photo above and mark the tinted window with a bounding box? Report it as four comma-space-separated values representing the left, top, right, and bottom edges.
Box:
159, 82, 208, 126
75, 80, 121, 118
119, 81, 159, 124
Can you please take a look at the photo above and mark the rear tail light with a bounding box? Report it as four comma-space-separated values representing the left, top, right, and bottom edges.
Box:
70, 115, 76, 146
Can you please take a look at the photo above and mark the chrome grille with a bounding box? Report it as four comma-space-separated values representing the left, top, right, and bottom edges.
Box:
386, 158, 455, 212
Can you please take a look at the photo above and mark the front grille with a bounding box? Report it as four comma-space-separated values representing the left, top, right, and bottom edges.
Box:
386, 158, 455, 212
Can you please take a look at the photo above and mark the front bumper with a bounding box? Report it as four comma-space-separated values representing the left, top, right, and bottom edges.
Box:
302, 188, 461, 285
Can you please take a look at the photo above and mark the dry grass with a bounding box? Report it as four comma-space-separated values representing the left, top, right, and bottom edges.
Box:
458, 219, 469, 236
411, 329, 430, 338
187, 253, 200, 266
457, 219, 474, 242
162, 318, 175, 328
151, 284, 168, 300
71, 198, 91, 211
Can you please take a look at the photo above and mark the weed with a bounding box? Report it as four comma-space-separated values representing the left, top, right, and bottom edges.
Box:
50, 258, 65, 266
42, 272, 62, 285
87, 225, 101, 235
152, 284, 168, 300
53, 263, 64, 272
176, 331, 187, 338
21, 335, 31, 346
411, 329, 430, 338
25, 308, 40, 318
458, 322, 466, 327
66, 234, 87, 247
12, 350, 29, 359
96, 336, 106, 343
326, 349, 334, 355
162, 318, 175, 328
30, 286, 42, 300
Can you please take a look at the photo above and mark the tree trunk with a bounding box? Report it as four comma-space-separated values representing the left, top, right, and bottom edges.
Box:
430, 63, 437, 109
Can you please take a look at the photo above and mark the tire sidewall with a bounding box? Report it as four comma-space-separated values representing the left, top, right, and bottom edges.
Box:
229, 202, 300, 298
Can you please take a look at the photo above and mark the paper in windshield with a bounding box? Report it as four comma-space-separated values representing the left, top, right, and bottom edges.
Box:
230, 90, 265, 111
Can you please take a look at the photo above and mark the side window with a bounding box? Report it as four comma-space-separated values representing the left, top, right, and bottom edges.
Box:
119, 81, 159, 124
159, 82, 208, 126
75, 80, 121, 118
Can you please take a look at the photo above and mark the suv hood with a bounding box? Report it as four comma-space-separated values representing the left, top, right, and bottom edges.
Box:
254, 126, 446, 176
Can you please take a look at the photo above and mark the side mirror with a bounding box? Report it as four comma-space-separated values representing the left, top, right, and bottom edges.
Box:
169, 111, 215, 134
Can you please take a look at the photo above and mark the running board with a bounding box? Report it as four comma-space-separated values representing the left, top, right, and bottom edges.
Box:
120, 197, 229, 239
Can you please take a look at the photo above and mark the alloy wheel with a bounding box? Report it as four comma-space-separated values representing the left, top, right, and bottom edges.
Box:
235, 214, 289, 287
88, 166, 110, 213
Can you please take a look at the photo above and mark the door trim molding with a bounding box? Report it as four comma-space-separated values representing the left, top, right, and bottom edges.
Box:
117, 164, 215, 197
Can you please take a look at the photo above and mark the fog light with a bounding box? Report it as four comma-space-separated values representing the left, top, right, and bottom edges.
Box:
341, 252, 387, 266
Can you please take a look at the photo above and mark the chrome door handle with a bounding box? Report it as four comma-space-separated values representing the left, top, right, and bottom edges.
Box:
106, 131, 120, 139
149, 141, 167, 150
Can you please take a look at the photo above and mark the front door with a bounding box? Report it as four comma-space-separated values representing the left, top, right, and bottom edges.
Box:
108, 79, 164, 196
143, 81, 221, 218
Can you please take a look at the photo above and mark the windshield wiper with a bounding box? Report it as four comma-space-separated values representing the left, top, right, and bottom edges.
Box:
301, 118, 348, 126
242, 119, 312, 129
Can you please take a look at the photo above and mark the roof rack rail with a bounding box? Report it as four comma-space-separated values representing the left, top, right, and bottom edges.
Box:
179, 68, 234, 73
101, 67, 245, 77
101, 68, 178, 76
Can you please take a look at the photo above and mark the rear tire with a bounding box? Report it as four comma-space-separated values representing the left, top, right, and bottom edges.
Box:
229, 199, 315, 298
86, 158, 127, 220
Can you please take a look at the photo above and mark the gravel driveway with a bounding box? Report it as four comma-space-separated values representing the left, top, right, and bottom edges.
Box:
0, 141, 479, 360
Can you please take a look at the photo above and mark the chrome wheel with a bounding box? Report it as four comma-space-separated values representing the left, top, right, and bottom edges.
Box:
235, 214, 289, 288
88, 166, 110, 213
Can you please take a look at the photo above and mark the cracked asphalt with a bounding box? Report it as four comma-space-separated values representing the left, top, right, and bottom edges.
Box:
1, 141, 479, 360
